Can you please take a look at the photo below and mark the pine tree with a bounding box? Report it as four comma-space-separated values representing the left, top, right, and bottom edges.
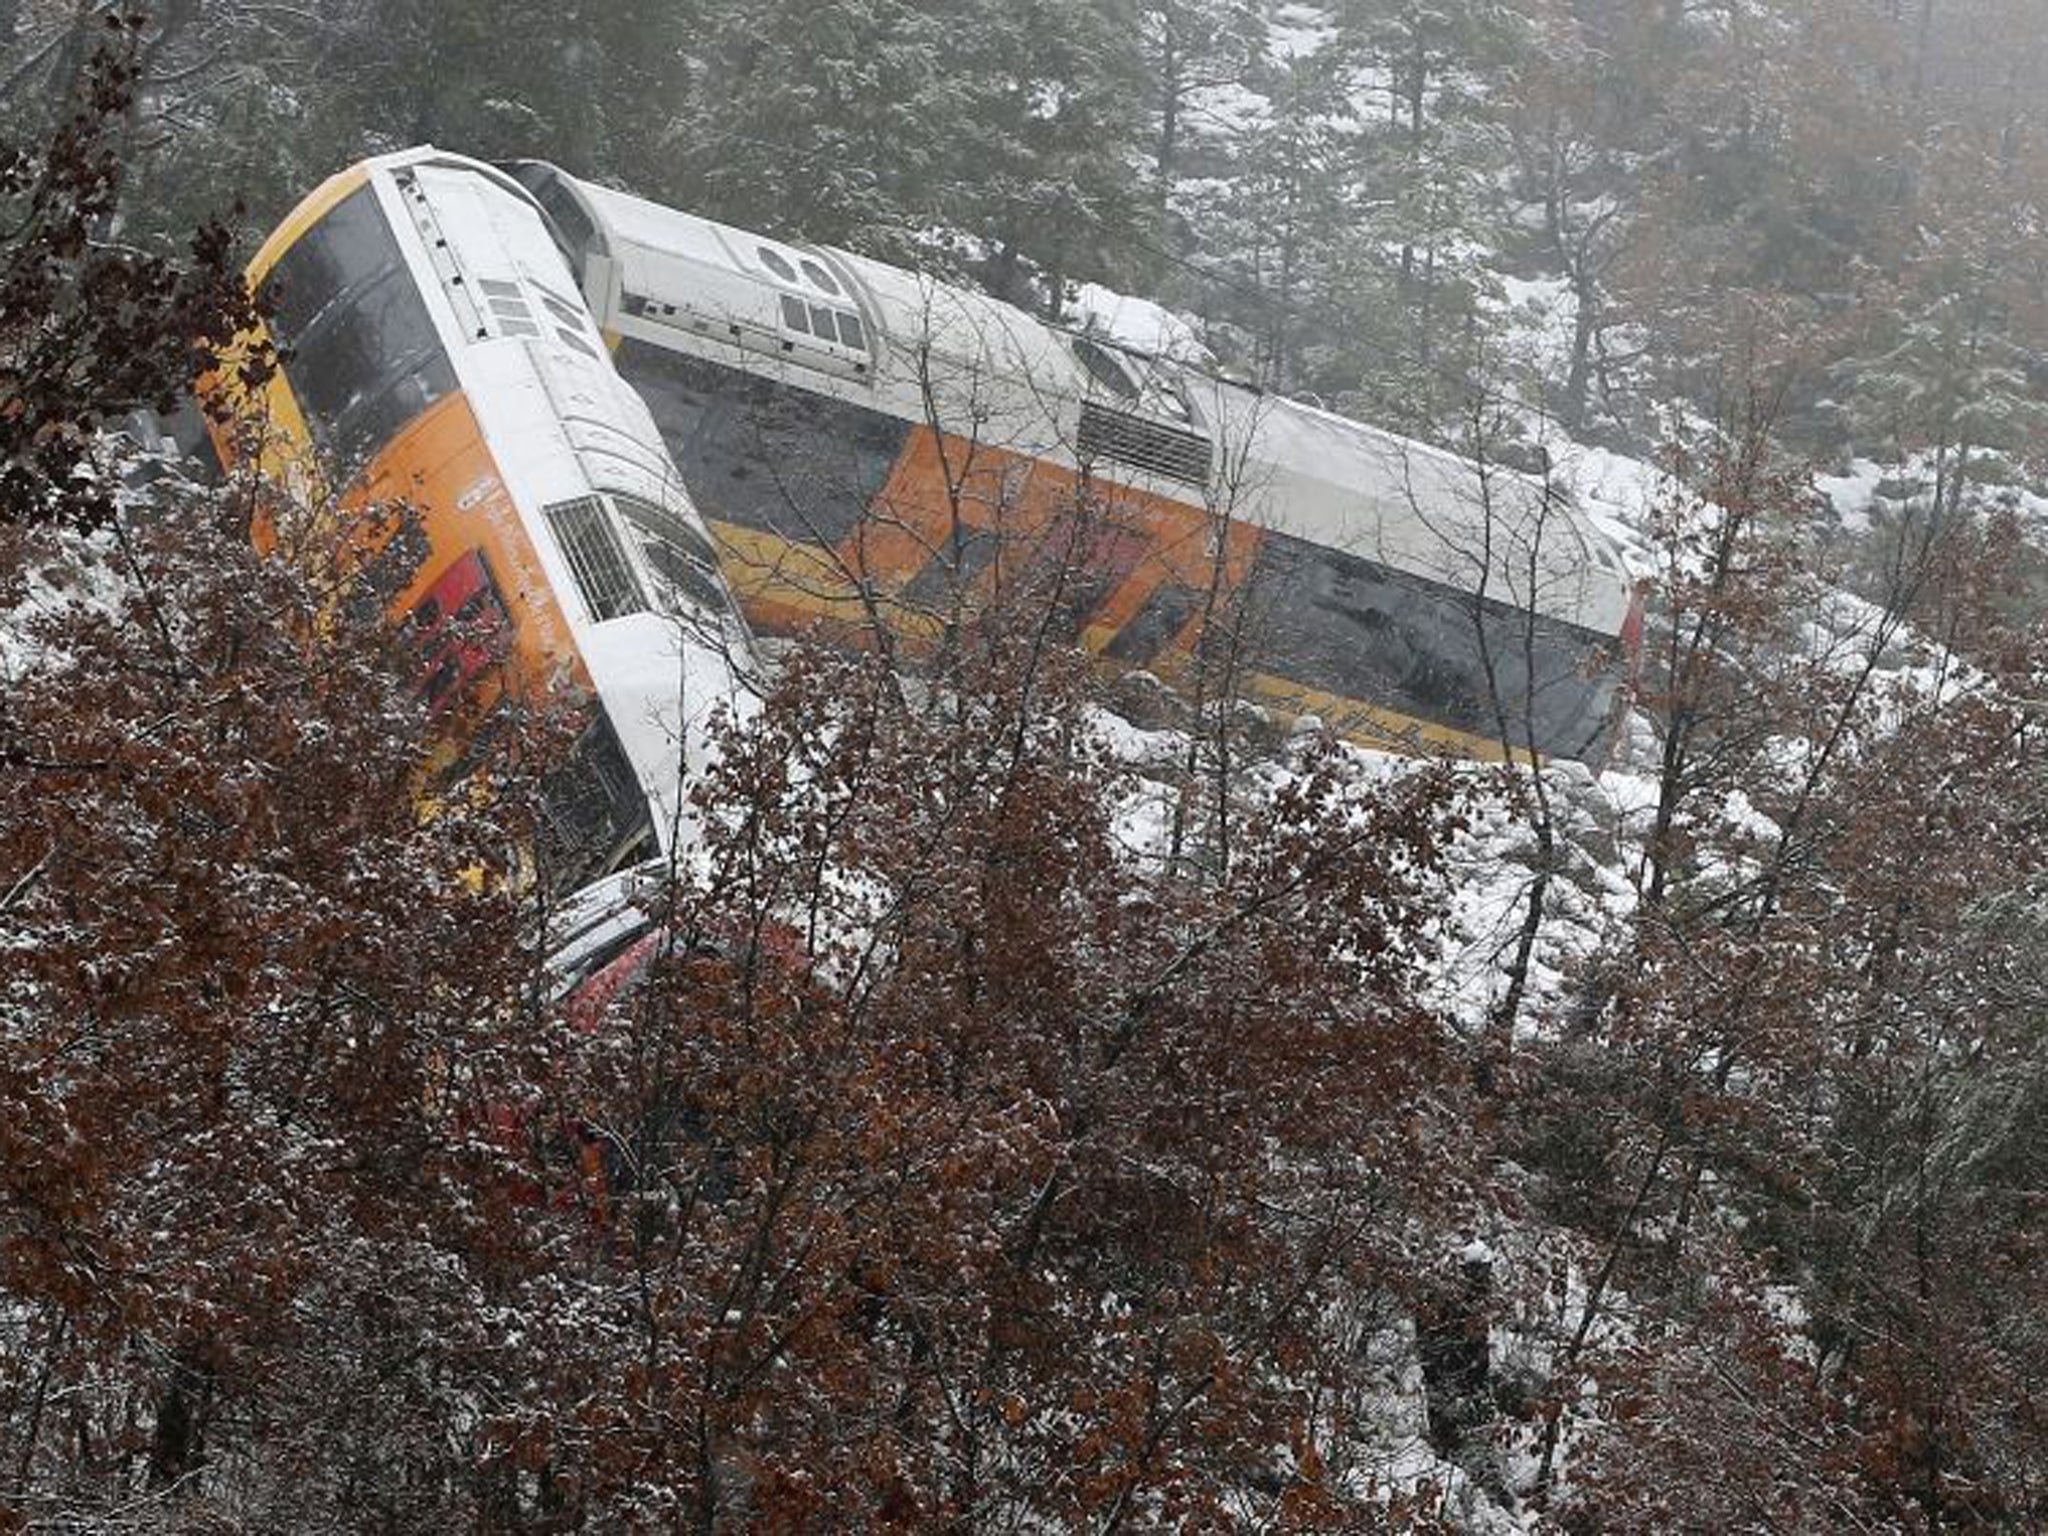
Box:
1135, 0, 1266, 237
0, 10, 257, 531
939, 0, 1155, 310
1323, 0, 1518, 430
654, 0, 948, 254
1191, 46, 1351, 390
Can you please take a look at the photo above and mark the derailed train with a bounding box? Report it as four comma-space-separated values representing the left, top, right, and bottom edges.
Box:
213, 147, 1640, 891
211, 149, 754, 891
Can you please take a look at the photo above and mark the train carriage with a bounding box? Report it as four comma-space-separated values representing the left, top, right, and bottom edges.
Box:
508, 161, 1643, 766
209, 149, 755, 892
219, 143, 1642, 902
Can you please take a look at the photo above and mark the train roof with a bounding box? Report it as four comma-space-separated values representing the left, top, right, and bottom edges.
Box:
529, 168, 1636, 637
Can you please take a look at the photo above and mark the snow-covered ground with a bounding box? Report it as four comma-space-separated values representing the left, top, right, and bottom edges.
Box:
1055, 241, 2028, 1522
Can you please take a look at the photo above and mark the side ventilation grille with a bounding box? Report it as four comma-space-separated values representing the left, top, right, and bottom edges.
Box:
543, 496, 646, 622
1076, 401, 1212, 489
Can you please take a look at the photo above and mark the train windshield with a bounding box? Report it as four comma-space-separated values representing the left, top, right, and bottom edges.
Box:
261, 186, 454, 483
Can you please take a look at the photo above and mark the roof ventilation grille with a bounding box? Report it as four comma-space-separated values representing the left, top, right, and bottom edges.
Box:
1076, 401, 1212, 489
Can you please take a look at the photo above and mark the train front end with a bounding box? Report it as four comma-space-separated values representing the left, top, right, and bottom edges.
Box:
210, 148, 754, 892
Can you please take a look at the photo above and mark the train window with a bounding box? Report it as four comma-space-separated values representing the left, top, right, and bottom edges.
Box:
1072, 336, 1140, 401
835, 311, 866, 350
1148, 371, 1195, 424
537, 290, 587, 328
529, 177, 599, 269
1105, 582, 1201, 665
637, 532, 728, 615
614, 340, 912, 547
898, 527, 1002, 610
615, 495, 718, 567
540, 713, 654, 893
614, 494, 731, 616
779, 294, 809, 333
304, 303, 455, 472
1022, 511, 1151, 642
479, 277, 522, 299
1245, 532, 1619, 760
807, 303, 837, 341
263, 187, 392, 344
262, 186, 455, 483
285, 268, 397, 421
758, 246, 799, 283
800, 258, 841, 296
543, 496, 648, 622
421, 655, 460, 705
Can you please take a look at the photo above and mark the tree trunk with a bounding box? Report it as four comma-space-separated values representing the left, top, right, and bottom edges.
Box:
1156, 24, 1180, 217
147, 1350, 212, 1490
1562, 269, 1597, 431
44, 0, 96, 118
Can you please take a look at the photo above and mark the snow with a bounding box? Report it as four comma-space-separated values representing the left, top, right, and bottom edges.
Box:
1267, 2, 1337, 61
1068, 281, 1215, 367
1496, 273, 1578, 375
1814, 457, 1885, 533
1550, 440, 1666, 575
1183, 80, 1269, 140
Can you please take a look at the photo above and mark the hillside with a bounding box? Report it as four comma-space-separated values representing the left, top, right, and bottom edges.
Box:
5, 3, 2048, 1529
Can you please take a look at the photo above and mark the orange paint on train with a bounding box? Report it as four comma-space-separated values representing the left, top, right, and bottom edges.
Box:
708, 421, 1524, 761
352, 389, 588, 705
206, 374, 592, 738
722, 422, 1265, 660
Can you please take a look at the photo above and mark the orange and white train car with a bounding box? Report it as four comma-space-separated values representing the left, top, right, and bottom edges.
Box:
211, 149, 754, 892
219, 145, 1642, 899
508, 161, 1643, 767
